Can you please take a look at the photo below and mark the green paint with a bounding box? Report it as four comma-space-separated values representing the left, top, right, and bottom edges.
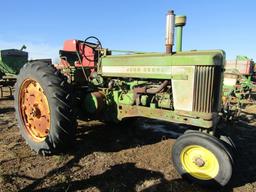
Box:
236, 55, 250, 61
175, 15, 186, 52
84, 93, 98, 114
0, 49, 28, 76
102, 50, 224, 66
157, 93, 172, 109
118, 105, 215, 128
118, 92, 134, 105
150, 103, 156, 109
113, 90, 120, 103
141, 95, 148, 106
176, 26, 183, 52
101, 50, 224, 79
110, 50, 150, 54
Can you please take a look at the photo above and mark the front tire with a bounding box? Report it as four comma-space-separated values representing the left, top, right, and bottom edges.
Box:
172, 132, 233, 187
14, 61, 76, 155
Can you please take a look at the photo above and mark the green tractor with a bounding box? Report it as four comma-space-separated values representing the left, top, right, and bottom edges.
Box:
14, 10, 235, 186
0, 45, 28, 97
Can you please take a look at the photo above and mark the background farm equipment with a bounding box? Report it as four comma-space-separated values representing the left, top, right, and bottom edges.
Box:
15, 10, 236, 187
223, 56, 256, 118
226, 55, 255, 77
0, 46, 28, 97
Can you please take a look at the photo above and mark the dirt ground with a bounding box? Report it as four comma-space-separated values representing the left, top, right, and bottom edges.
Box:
1, 90, 256, 192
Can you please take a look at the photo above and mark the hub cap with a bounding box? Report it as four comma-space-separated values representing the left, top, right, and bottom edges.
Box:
180, 145, 219, 180
19, 79, 50, 142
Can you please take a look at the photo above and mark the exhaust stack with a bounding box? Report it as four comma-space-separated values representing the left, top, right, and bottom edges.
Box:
165, 10, 175, 54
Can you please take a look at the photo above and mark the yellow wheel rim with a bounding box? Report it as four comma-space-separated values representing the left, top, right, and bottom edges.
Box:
19, 79, 51, 142
180, 145, 219, 180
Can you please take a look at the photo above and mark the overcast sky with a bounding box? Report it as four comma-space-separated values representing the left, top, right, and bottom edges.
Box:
1, 0, 255, 60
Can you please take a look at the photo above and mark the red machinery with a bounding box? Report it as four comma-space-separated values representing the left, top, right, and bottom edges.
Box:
59, 37, 101, 70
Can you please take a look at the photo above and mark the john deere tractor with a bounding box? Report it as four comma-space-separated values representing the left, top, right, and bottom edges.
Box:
15, 10, 235, 186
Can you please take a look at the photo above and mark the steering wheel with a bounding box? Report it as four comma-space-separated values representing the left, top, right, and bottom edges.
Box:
82, 36, 102, 62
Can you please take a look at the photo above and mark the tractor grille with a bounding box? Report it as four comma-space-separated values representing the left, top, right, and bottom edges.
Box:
193, 66, 222, 113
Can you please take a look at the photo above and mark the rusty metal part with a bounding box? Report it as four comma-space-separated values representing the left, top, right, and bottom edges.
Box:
194, 157, 205, 167
165, 44, 173, 55
134, 81, 169, 94
133, 81, 169, 105
133, 87, 146, 94
146, 81, 169, 94
19, 79, 50, 142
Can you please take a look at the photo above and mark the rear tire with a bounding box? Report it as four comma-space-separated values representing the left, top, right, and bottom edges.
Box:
172, 132, 233, 187
14, 61, 76, 155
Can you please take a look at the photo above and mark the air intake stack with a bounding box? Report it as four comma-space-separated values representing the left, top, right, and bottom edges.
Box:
175, 15, 186, 52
